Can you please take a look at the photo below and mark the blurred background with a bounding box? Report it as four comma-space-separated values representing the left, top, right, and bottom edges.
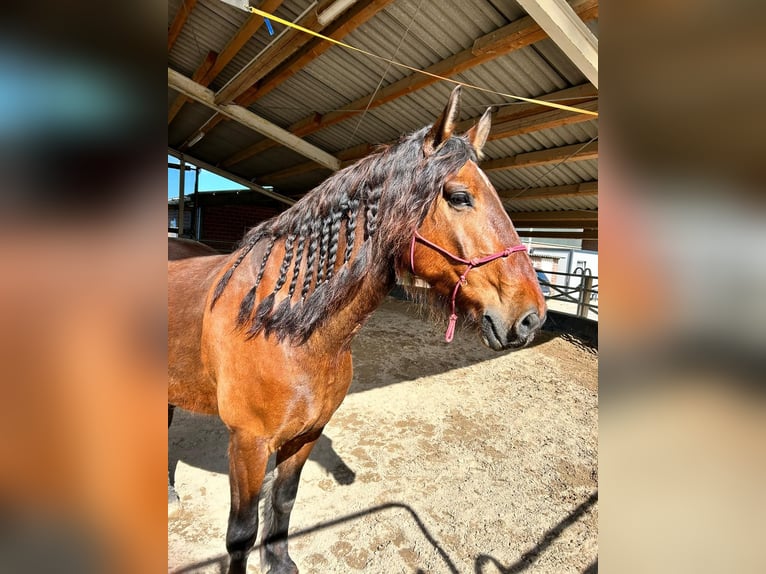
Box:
0, 0, 764, 572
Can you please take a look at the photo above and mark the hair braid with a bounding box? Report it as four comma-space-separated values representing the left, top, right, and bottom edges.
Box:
325, 207, 344, 281
343, 198, 359, 264
270, 234, 295, 295
316, 216, 331, 285
286, 233, 306, 300
300, 225, 319, 301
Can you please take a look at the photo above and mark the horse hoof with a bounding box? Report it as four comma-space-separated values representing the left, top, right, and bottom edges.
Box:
168, 484, 182, 518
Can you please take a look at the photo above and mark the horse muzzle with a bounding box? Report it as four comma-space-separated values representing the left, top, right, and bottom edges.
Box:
481, 308, 545, 351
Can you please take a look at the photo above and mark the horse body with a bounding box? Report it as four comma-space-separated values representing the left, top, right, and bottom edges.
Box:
168, 87, 546, 574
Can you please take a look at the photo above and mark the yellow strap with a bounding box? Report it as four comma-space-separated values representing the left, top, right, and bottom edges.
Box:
250, 7, 598, 117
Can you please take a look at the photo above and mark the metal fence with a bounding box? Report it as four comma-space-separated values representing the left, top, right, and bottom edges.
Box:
537, 267, 598, 320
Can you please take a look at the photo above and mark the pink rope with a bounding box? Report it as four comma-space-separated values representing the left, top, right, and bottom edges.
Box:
409, 230, 527, 342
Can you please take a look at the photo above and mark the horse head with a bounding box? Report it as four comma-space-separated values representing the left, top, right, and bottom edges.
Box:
404, 86, 547, 350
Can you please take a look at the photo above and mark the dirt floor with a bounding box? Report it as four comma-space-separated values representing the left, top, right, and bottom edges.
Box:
168, 298, 598, 573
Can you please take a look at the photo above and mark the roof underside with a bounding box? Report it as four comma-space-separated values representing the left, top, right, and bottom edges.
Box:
168, 0, 598, 241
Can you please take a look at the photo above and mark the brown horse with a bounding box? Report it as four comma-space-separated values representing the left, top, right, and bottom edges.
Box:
168, 87, 546, 574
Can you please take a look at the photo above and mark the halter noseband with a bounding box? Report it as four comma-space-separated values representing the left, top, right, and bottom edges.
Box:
409, 230, 528, 342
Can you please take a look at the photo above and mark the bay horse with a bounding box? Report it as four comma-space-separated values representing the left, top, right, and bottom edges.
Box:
168, 86, 546, 574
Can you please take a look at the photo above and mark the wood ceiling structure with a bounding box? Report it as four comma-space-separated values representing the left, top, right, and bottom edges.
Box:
168, 0, 598, 244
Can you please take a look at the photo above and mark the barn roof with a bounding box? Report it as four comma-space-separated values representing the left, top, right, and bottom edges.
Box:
168, 0, 598, 243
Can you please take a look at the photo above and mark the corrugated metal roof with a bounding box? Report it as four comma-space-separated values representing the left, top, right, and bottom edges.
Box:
168, 0, 599, 238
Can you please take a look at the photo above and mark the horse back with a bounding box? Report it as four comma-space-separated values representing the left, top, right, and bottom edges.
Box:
168, 253, 228, 414
168, 237, 218, 260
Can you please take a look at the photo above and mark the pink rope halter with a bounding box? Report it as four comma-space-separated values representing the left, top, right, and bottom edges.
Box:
409, 230, 528, 342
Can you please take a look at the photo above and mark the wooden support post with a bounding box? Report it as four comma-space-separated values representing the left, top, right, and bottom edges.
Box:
178, 155, 186, 238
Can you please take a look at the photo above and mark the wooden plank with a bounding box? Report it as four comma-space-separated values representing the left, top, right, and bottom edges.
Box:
482, 141, 598, 171
516, 0, 599, 87
454, 83, 597, 133
509, 209, 597, 221
187, 0, 392, 155
512, 220, 596, 228
168, 68, 340, 171
473, 0, 596, 56
258, 143, 374, 183
245, 0, 397, 105
499, 181, 597, 201
215, 2, 323, 104
174, 0, 284, 143
489, 99, 598, 140
202, 0, 284, 86
516, 229, 598, 239
168, 51, 217, 125
168, 0, 198, 53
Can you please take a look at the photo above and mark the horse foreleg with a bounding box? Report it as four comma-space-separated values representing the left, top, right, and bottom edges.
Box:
260, 429, 323, 574
226, 430, 270, 574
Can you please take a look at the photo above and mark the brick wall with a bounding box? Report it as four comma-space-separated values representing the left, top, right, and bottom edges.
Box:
200, 205, 281, 251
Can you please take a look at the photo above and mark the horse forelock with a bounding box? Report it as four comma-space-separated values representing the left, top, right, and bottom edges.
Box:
211, 127, 475, 343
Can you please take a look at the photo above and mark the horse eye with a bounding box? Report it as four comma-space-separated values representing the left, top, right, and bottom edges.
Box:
448, 191, 472, 208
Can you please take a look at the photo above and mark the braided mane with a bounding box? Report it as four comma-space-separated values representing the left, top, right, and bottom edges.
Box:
210, 125, 476, 344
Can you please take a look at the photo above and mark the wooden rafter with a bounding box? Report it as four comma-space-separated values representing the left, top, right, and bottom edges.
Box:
216, 0, 338, 104
221, 0, 598, 168
168, 68, 340, 171
202, 0, 285, 87
242, 87, 597, 180
168, 0, 198, 53
499, 181, 597, 201
507, 209, 597, 228
179, 0, 394, 151
481, 141, 598, 172
168, 51, 217, 125
516, 229, 598, 239
241, 0, 397, 105
516, 0, 599, 87
169, 0, 284, 131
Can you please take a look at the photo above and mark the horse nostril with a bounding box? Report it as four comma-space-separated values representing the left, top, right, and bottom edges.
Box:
516, 310, 541, 339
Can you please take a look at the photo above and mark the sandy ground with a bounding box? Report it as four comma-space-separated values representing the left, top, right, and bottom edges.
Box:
168, 298, 598, 573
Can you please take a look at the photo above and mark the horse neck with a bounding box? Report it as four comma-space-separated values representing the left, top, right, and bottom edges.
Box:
310, 249, 396, 352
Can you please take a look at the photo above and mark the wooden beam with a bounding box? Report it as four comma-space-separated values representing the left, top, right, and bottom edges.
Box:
170, 0, 283, 134
489, 99, 597, 140
455, 83, 597, 133
168, 0, 198, 53
258, 143, 374, 183
167, 147, 296, 206
482, 141, 598, 172
202, 0, 285, 86
244, 0, 397, 105
215, 0, 336, 104
315, 0, 598, 131
182, 0, 393, 154
499, 181, 597, 201
168, 68, 341, 171
517, 229, 598, 239
516, 0, 599, 87
168, 51, 217, 125
221, 0, 598, 167
509, 210, 597, 222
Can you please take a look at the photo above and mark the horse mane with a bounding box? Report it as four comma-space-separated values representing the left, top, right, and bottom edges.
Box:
210, 125, 476, 344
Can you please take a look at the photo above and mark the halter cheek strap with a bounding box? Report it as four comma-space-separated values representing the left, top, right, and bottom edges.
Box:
409, 230, 528, 342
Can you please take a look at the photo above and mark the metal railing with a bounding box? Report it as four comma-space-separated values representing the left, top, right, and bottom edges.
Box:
536, 267, 598, 320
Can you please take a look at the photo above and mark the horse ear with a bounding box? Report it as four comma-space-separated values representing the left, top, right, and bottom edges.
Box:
466, 106, 493, 159
424, 85, 461, 156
